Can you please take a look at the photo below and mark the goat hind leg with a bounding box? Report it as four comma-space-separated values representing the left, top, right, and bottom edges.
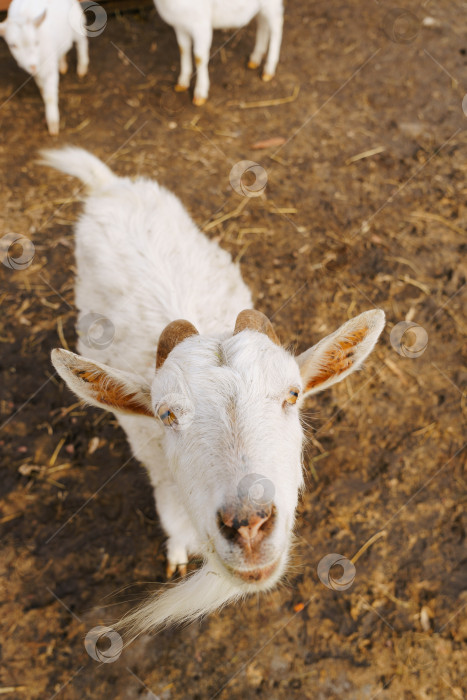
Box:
248, 13, 269, 69
174, 27, 192, 92
192, 25, 212, 105
59, 53, 68, 74
75, 32, 89, 77
262, 9, 283, 81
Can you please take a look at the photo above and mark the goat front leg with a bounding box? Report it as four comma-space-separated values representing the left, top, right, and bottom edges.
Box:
173, 27, 192, 92
262, 10, 283, 81
118, 415, 199, 578
248, 12, 270, 70
36, 69, 60, 135
192, 25, 212, 106
118, 417, 199, 577
153, 478, 200, 578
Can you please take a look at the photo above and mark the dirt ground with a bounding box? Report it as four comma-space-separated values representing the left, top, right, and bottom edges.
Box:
0, 1, 466, 698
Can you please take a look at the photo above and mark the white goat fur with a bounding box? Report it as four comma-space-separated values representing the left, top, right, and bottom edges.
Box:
154, 0, 283, 104
0, 0, 89, 135
42, 147, 385, 640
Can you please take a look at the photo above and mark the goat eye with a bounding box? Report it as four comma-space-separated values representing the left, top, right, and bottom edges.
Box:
157, 404, 178, 427
284, 388, 300, 407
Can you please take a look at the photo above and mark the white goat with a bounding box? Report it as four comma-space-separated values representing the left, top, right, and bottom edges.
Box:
154, 0, 284, 105
41, 147, 385, 641
0, 0, 89, 135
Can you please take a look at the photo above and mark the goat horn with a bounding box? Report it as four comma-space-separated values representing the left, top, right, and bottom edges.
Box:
233, 309, 280, 345
156, 320, 199, 369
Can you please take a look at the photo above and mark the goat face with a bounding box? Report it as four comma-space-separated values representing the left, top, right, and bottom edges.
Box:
152, 330, 304, 589
52, 308, 385, 591
0, 10, 46, 76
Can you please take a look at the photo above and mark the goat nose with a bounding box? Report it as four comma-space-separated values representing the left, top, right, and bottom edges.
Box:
237, 513, 270, 542
218, 504, 275, 545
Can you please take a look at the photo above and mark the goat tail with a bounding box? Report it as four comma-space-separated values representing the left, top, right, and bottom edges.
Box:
116, 561, 244, 646
38, 147, 116, 190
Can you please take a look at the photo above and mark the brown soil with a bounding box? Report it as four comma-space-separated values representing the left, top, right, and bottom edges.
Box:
0, 1, 466, 699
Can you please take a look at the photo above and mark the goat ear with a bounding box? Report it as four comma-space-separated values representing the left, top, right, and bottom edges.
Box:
156, 320, 199, 369
297, 310, 385, 396
33, 9, 47, 28
234, 309, 280, 345
0, 21, 7, 37
51, 348, 153, 417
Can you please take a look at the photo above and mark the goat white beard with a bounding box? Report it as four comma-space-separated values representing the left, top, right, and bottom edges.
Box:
118, 559, 246, 644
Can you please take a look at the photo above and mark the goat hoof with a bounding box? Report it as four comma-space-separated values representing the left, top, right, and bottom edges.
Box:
193, 96, 206, 107
77, 67, 88, 78
174, 83, 189, 92
166, 562, 176, 578
262, 72, 274, 82
166, 561, 187, 579
247, 60, 259, 70
47, 122, 59, 136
